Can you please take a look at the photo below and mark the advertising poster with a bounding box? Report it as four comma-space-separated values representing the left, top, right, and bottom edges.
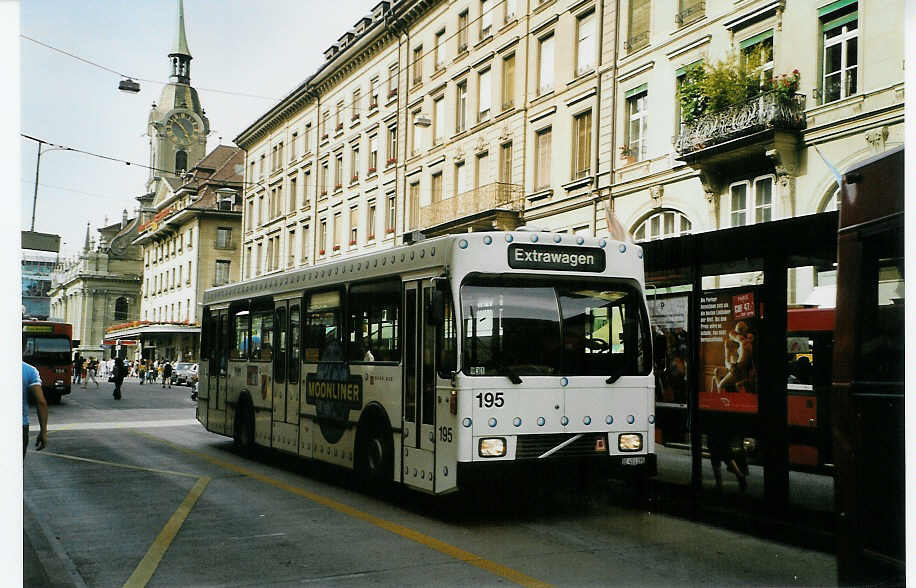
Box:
698, 289, 759, 413
649, 294, 689, 406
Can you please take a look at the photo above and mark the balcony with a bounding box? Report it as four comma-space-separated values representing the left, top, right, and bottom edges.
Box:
419, 182, 523, 230
675, 92, 806, 160
213, 239, 237, 250
624, 31, 649, 53
675, 1, 705, 27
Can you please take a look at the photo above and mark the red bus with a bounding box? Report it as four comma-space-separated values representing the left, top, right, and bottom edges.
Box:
23, 320, 73, 404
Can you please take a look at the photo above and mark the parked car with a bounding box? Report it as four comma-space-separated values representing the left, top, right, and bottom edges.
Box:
171, 362, 197, 386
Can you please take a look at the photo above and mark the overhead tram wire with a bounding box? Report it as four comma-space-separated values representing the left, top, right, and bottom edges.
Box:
20, 34, 278, 101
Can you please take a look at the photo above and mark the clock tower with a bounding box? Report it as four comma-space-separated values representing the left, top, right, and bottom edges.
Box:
147, 0, 209, 193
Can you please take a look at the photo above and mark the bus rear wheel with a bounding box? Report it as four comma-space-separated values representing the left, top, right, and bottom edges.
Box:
233, 400, 254, 452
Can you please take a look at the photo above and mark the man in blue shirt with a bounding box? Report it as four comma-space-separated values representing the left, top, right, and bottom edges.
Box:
22, 362, 48, 458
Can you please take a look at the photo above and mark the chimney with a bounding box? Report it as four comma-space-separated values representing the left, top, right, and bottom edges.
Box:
121, 209, 128, 228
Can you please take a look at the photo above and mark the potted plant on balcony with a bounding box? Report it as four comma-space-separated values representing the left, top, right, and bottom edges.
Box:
386, 156, 397, 166
336, 122, 344, 132
367, 166, 377, 174
388, 88, 398, 100
351, 174, 359, 183
618, 145, 636, 164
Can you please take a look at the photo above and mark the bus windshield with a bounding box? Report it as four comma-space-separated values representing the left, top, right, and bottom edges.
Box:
23, 336, 71, 363
460, 277, 651, 378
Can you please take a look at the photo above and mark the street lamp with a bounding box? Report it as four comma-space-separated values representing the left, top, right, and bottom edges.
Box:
30, 140, 71, 232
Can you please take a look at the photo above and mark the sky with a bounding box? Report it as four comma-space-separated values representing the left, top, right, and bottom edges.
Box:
20, 0, 374, 258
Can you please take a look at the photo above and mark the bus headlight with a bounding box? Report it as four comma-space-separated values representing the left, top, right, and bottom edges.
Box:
618, 433, 643, 452
478, 438, 506, 458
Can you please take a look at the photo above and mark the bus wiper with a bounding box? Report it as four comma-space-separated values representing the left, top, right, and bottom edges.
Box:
495, 360, 523, 384
605, 368, 626, 384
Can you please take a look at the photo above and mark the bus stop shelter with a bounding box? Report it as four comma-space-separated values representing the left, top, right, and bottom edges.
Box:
640, 210, 838, 512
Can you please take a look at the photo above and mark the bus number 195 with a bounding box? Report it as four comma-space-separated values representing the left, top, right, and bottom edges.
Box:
476, 392, 505, 408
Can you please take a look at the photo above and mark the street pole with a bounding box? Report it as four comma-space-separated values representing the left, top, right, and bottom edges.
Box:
31, 140, 44, 231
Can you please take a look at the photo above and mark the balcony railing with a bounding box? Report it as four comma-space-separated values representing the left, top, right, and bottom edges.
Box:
213, 240, 237, 250
624, 31, 649, 53
675, 1, 705, 26
419, 182, 523, 228
674, 91, 806, 157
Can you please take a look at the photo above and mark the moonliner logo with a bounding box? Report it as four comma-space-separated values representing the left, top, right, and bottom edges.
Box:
508, 244, 606, 272
306, 364, 363, 444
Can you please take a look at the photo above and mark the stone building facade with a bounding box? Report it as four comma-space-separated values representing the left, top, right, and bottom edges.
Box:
49, 215, 143, 359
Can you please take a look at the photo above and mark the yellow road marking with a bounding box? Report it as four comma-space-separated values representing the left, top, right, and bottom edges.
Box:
139, 432, 551, 588
40, 451, 200, 478
123, 476, 211, 588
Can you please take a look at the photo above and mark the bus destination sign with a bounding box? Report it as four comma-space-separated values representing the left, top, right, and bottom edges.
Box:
508, 243, 606, 272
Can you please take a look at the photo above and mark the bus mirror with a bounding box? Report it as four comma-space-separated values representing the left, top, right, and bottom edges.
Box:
428, 289, 445, 326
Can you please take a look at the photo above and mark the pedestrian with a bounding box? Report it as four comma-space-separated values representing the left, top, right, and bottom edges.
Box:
162, 360, 173, 388
23, 360, 48, 458
83, 358, 100, 388
138, 360, 146, 385
73, 352, 83, 385
708, 427, 748, 492
112, 357, 125, 400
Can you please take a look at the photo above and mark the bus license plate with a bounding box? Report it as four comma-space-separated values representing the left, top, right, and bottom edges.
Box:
622, 456, 645, 466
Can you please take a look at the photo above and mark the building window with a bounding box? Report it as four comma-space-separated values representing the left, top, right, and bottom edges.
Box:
821, 3, 858, 104
480, 0, 492, 38
349, 207, 358, 246
336, 101, 344, 131
351, 146, 360, 183
501, 54, 515, 110
290, 132, 297, 160
411, 109, 422, 156
277, 142, 284, 167
729, 175, 774, 227
216, 227, 232, 249
455, 160, 468, 195
408, 182, 420, 229
288, 229, 296, 267
368, 135, 378, 172
386, 194, 396, 235
431, 172, 443, 203
505, 0, 516, 22
576, 11, 595, 76
300, 224, 310, 262
367, 201, 377, 239
458, 10, 469, 51
114, 297, 128, 321
388, 63, 399, 97
176, 150, 188, 173
215, 260, 230, 286
434, 29, 446, 70
387, 125, 397, 165
247, 199, 254, 232
626, 0, 650, 53
290, 177, 297, 210
259, 153, 266, 177
187, 260, 192, 282
677, 0, 705, 27
633, 210, 692, 242
572, 110, 592, 179
433, 95, 446, 144
321, 162, 329, 196
256, 242, 262, 275
369, 77, 379, 109
456, 80, 468, 133
412, 44, 423, 85
246, 246, 252, 278
321, 111, 329, 139
538, 34, 554, 95
266, 238, 274, 272
304, 123, 311, 153
499, 142, 512, 184
741, 30, 774, 88
333, 212, 342, 252
625, 87, 648, 162
352, 88, 361, 121
535, 127, 552, 190
475, 151, 489, 188
478, 68, 491, 122
335, 152, 343, 189
259, 194, 265, 225
319, 219, 328, 256
303, 170, 310, 207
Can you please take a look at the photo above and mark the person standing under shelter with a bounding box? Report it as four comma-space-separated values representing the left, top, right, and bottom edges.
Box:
112, 357, 125, 400
73, 352, 83, 385
23, 361, 48, 457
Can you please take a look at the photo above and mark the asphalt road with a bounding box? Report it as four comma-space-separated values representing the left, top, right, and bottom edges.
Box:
24, 379, 837, 587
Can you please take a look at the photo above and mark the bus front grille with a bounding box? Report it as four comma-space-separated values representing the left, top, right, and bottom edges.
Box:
515, 433, 608, 460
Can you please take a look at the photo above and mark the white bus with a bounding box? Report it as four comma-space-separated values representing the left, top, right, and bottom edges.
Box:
197, 229, 655, 494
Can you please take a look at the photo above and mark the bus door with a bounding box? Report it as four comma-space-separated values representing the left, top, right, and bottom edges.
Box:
207, 308, 229, 429
402, 280, 436, 492
272, 302, 288, 423
287, 301, 301, 426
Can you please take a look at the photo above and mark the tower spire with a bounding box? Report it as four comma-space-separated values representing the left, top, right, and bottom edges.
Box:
169, 0, 192, 83
83, 222, 91, 253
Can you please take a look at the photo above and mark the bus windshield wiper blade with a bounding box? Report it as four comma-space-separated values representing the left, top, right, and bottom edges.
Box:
495, 360, 523, 384
605, 369, 626, 384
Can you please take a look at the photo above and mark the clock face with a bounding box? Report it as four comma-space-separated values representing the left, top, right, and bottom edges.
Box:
165, 112, 200, 146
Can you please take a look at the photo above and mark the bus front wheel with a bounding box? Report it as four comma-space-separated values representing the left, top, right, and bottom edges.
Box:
357, 422, 392, 485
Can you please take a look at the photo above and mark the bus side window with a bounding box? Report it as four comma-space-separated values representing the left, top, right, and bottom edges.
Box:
437, 291, 457, 378
304, 290, 342, 362
232, 310, 250, 360
347, 279, 400, 362
288, 304, 300, 382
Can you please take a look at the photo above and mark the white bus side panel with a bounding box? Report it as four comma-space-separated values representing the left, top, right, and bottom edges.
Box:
435, 382, 458, 493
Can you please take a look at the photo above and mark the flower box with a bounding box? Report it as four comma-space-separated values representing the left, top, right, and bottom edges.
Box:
349, 240, 357, 246
387, 89, 398, 99
335, 123, 344, 132
367, 166, 377, 174
319, 249, 326, 255
386, 157, 397, 165
332, 244, 341, 251
321, 133, 329, 141
351, 175, 359, 182
367, 234, 376, 240
385, 227, 395, 234
351, 114, 359, 121
334, 183, 342, 190
320, 190, 328, 196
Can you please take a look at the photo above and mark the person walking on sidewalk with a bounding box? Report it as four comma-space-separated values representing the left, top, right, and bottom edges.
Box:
162, 360, 173, 389
82, 357, 100, 388
138, 360, 146, 385
22, 361, 48, 458
73, 352, 83, 385
112, 357, 125, 400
